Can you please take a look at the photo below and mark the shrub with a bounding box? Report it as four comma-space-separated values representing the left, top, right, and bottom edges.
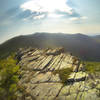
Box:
0, 54, 20, 100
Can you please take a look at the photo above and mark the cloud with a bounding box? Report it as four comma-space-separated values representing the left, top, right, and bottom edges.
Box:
20, 0, 88, 23
55, 9, 81, 19
20, 0, 74, 19
48, 13, 64, 18
0, 0, 88, 27
33, 14, 45, 19
69, 16, 88, 24
21, 0, 72, 13
69, 17, 79, 21
16, 10, 32, 19
70, 16, 88, 21
81, 16, 88, 20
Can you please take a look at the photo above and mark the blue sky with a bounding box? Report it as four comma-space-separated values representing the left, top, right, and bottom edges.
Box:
0, 0, 100, 43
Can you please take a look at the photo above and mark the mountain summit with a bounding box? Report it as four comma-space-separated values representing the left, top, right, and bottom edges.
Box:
15, 47, 100, 100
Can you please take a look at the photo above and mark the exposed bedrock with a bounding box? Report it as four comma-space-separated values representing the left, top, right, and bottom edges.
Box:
16, 48, 100, 100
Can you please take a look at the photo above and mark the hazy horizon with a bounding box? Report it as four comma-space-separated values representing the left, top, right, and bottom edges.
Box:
1, 32, 100, 45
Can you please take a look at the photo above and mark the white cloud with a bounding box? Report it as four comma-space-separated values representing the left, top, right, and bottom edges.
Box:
69, 17, 79, 21
81, 16, 88, 20
48, 13, 64, 18
20, 0, 88, 21
20, 0, 73, 19
69, 16, 88, 21
33, 14, 45, 19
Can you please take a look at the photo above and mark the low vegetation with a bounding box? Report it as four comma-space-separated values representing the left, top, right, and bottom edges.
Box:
0, 54, 20, 100
84, 61, 100, 73
53, 68, 73, 85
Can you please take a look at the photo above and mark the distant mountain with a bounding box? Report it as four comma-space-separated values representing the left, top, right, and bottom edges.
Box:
93, 35, 100, 43
0, 33, 100, 61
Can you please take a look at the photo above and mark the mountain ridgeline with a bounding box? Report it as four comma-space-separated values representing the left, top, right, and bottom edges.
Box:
0, 33, 100, 61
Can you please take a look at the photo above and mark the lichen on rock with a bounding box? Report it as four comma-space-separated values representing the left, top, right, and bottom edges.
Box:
15, 48, 100, 100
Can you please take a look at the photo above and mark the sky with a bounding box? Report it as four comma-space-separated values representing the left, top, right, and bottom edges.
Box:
0, 0, 100, 43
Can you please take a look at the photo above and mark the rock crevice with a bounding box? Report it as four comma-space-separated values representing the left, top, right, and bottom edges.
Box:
16, 48, 100, 100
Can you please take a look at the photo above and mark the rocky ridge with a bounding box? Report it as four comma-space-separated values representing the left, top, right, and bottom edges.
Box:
16, 48, 100, 100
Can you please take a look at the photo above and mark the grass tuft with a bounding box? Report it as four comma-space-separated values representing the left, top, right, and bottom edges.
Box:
53, 68, 73, 85
84, 61, 100, 74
